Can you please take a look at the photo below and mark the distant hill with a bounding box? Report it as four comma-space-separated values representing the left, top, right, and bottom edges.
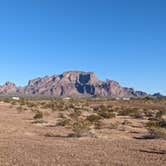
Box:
0, 71, 148, 98
152, 93, 164, 98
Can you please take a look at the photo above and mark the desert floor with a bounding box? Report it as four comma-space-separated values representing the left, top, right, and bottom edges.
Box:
0, 102, 165, 166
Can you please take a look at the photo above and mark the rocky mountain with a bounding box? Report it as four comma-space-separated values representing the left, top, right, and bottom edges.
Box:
0, 82, 18, 95
152, 93, 164, 98
0, 71, 148, 98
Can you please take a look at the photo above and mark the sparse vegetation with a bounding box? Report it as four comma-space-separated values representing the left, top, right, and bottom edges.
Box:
95, 105, 116, 119
86, 114, 101, 123
0, 96, 166, 165
71, 118, 91, 137
122, 120, 132, 125
33, 111, 43, 119
57, 117, 70, 126
146, 119, 166, 139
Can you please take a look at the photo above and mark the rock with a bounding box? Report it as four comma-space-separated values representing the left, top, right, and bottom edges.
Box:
0, 82, 18, 94
0, 71, 148, 98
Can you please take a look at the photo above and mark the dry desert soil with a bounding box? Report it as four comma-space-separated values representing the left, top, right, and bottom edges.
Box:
0, 99, 166, 166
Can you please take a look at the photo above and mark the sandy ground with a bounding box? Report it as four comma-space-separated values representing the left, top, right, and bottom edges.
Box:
0, 103, 166, 166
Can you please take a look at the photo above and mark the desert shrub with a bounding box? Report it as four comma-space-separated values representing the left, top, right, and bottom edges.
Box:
11, 101, 18, 105
122, 120, 132, 125
32, 119, 46, 124
159, 120, 166, 128
69, 110, 81, 120
118, 108, 143, 119
3, 98, 11, 103
144, 109, 155, 118
86, 114, 101, 123
16, 106, 23, 113
147, 126, 166, 139
50, 100, 57, 111
98, 105, 109, 112
97, 111, 116, 119
19, 98, 26, 105
67, 110, 93, 137
27, 102, 36, 108
33, 111, 43, 119
71, 118, 91, 137
118, 108, 132, 116
58, 113, 66, 118
94, 121, 104, 129
108, 123, 118, 129
147, 120, 160, 128
23, 107, 28, 111
68, 104, 75, 109
131, 111, 143, 119
57, 117, 70, 126
146, 120, 166, 139
41, 101, 57, 111
156, 110, 166, 120
94, 105, 116, 119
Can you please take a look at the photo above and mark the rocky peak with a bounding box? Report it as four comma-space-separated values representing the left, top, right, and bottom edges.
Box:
0, 81, 18, 94
0, 71, 148, 97
152, 93, 163, 98
4, 81, 16, 87
59, 71, 99, 84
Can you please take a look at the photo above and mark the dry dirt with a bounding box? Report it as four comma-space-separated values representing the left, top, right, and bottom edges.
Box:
0, 102, 166, 166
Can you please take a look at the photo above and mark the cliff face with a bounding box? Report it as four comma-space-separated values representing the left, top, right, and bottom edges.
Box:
0, 71, 148, 97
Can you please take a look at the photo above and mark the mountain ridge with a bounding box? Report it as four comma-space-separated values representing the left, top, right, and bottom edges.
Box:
0, 71, 148, 98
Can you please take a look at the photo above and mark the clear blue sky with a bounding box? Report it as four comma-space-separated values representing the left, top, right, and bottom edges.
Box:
0, 0, 165, 94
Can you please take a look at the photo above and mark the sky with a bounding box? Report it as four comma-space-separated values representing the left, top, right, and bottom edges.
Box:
0, 0, 165, 94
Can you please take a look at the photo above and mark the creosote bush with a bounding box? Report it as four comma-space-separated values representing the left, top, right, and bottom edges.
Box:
57, 117, 70, 126
156, 110, 166, 120
94, 121, 104, 129
69, 110, 81, 120
67, 110, 92, 137
86, 114, 101, 123
146, 120, 166, 139
71, 118, 91, 137
94, 105, 116, 119
118, 107, 143, 119
122, 120, 132, 125
33, 111, 43, 119
97, 110, 116, 119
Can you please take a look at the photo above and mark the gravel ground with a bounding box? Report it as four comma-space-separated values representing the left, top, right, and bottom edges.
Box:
0, 103, 165, 166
